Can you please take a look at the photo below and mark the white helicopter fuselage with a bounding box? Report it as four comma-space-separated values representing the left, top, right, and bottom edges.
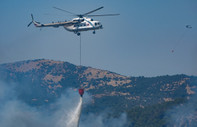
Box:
64, 17, 103, 33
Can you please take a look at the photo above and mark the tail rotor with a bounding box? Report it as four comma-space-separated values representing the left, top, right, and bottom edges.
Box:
27, 14, 34, 27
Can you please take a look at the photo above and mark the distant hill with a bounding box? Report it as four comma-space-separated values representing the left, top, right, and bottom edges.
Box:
0, 59, 196, 126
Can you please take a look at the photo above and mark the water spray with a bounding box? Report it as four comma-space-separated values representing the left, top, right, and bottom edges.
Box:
65, 89, 84, 127
77, 89, 84, 127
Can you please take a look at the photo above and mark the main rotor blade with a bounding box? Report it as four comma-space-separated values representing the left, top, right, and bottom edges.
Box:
83, 6, 104, 16
53, 7, 76, 15
87, 14, 120, 17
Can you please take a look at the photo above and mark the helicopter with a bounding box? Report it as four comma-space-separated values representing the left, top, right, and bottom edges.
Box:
28, 6, 119, 36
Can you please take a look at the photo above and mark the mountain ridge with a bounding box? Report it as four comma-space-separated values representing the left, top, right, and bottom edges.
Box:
0, 59, 196, 106
2, 58, 193, 77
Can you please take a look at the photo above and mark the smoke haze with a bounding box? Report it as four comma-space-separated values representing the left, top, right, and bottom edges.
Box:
165, 84, 197, 127
0, 81, 127, 127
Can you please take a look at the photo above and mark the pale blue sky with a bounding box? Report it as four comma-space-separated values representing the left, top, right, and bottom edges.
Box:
0, 0, 197, 77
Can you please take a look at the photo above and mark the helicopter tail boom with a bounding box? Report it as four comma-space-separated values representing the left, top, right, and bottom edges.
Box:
27, 14, 80, 28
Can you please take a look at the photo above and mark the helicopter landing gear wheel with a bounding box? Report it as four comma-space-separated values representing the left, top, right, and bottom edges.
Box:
77, 32, 81, 36
93, 30, 96, 34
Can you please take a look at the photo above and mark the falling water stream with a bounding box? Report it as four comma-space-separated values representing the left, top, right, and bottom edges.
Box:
66, 97, 83, 127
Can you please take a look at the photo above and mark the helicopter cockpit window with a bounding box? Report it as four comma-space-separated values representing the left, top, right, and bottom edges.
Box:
95, 23, 98, 26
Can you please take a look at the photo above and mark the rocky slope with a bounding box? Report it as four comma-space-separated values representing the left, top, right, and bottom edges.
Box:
0, 59, 196, 109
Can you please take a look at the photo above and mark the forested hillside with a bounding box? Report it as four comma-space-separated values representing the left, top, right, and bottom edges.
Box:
0, 59, 196, 126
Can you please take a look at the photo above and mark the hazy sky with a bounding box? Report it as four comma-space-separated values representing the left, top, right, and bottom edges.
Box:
0, 0, 196, 77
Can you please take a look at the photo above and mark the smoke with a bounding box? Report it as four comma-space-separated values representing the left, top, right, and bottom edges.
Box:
0, 81, 128, 127
165, 86, 197, 127
0, 80, 55, 127
0, 100, 51, 127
